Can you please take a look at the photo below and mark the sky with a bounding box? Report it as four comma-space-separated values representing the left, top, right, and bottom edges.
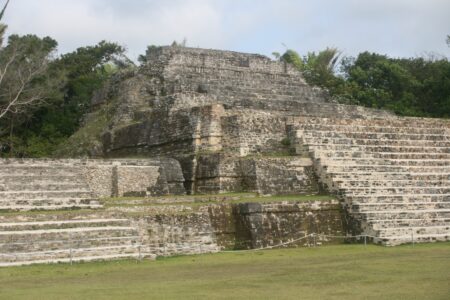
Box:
3, 0, 450, 61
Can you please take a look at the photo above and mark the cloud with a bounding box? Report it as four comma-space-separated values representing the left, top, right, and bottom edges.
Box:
2, 0, 450, 60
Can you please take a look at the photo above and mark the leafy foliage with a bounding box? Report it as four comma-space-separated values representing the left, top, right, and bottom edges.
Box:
138, 45, 159, 64
281, 47, 450, 118
0, 41, 130, 157
0, 34, 61, 155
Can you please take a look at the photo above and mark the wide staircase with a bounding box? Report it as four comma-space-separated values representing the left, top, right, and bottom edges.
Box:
0, 160, 149, 266
0, 160, 101, 211
290, 116, 450, 246
0, 216, 146, 267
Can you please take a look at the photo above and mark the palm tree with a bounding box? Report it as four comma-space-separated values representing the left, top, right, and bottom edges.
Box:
0, 0, 10, 45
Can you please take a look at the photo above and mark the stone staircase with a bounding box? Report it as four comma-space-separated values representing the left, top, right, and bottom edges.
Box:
290, 116, 450, 246
0, 160, 154, 266
0, 215, 149, 267
0, 161, 101, 211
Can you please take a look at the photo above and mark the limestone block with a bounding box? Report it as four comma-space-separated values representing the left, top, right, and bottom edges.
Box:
116, 166, 160, 197
83, 165, 114, 198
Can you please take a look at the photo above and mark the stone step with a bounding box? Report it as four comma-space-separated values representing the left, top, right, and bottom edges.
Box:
308, 144, 450, 154
375, 225, 450, 237
0, 235, 139, 253
0, 226, 137, 244
324, 165, 450, 173
297, 123, 447, 135
289, 116, 450, 129
0, 165, 83, 174
300, 130, 450, 141
369, 218, 450, 229
0, 245, 152, 267
314, 150, 450, 160
329, 172, 450, 181
374, 233, 450, 246
0, 175, 84, 184
358, 209, 450, 220
0, 190, 94, 200
335, 180, 450, 188
0, 183, 89, 192
217, 90, 307, 102
351, 202, 450, 212
0, 219, 130, 231
0, 203, 102, 211
341, 187, 450, 196
320, 158, 450, 167
346, 194, 450, 204
302, 136, 450, 148
0, 198, 100, 207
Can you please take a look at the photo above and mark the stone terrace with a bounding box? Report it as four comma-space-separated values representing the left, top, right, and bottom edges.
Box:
0, 158, 185, 266
0, 158, 185, 211
0, 213, 147, 267
289, 116, 450, 246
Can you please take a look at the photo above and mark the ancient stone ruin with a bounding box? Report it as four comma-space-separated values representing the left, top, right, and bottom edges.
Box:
0, 46, 449, 266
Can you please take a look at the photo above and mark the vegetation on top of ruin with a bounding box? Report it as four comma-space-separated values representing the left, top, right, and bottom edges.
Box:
53, 98, 118, 158
1, 243, 449, 299
279, 46, 450, 118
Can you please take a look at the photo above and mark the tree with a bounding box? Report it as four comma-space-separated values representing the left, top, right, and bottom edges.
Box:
52, 41, 129, 132
0, 2, 129, 157
0, 0, 59, 122
280, 48, 342, 89
280, 49, 303, 69
3, 41, 131, 157
138, 45, 159, 64
0, 34, 60, 155
280, 46, 450, 118
0, 0, 9, 44
0, 34, 58, 120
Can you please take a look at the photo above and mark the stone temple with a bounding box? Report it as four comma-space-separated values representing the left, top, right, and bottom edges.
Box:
0, 46, 449, 266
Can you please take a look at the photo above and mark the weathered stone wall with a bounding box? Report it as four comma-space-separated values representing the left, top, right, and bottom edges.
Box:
240, 157, 319, 195
87, 46, 396, 195
0, 158, 186, 198
193, 155, 319, 195
233, 200, 345, 248
0, 199, 345, 265
129, 199, 345, 255
221, 110, 286, 156
84, 159, 185, 197
134, 213, 220, 256
194, 153, 242, 193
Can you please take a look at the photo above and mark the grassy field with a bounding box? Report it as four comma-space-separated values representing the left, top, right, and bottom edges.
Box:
0, 243, 449, 300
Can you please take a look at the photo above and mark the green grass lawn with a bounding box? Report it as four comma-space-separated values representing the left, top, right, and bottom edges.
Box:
0, 243, 449, 300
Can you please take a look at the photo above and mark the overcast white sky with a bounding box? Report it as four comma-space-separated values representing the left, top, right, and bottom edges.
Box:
3, 0, 450, 60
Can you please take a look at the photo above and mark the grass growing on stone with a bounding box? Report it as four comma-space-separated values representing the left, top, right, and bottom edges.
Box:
0, 243, 448, 300
101, 193, 335, 208
233, 194, 334, 204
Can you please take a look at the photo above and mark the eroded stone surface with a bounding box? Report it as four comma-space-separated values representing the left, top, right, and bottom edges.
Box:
0, 158, 185, 211
96, 46, 391, 195
0, 199, 344, 266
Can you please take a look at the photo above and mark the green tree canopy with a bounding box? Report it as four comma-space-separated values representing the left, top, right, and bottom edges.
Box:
0, 40, 130, 157
281, 46, 450, 118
